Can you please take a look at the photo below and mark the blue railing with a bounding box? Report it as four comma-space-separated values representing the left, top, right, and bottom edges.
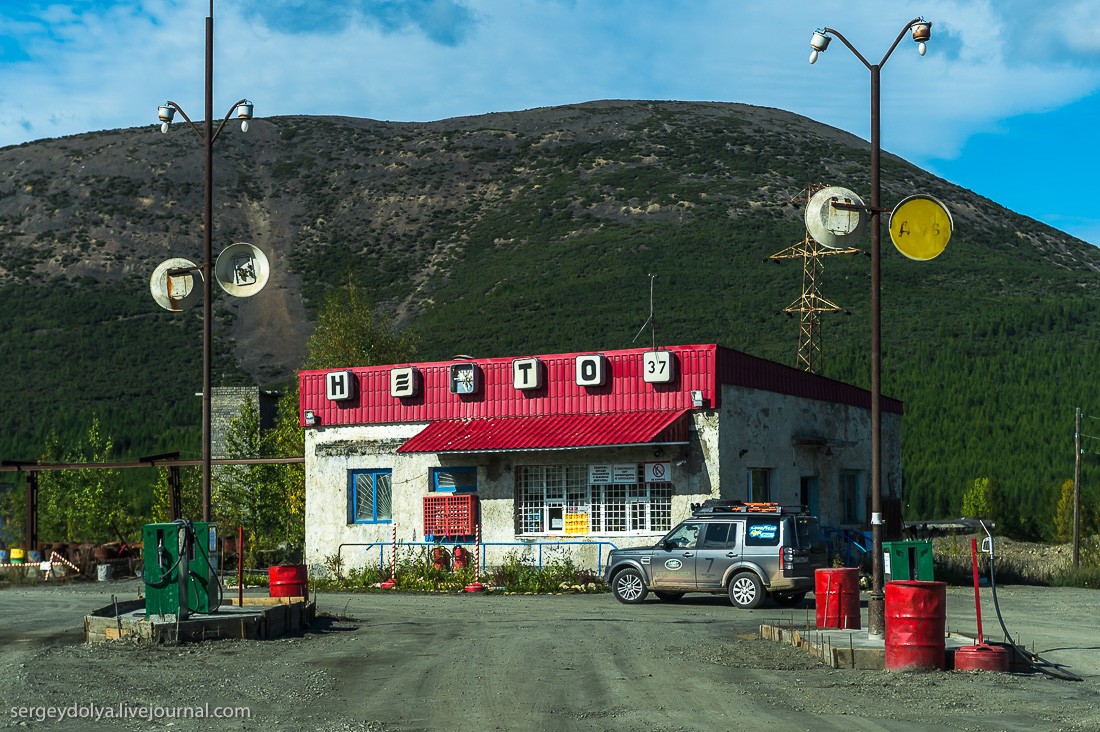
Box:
336, 539, 619, 577
821, 526, 871, 568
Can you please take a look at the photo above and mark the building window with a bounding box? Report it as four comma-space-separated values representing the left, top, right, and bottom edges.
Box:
349, 469, 392, 524
433, 466, 477, 493
841, 470, 864, 524
516, 465, 673, 535
749, 468, 772, 502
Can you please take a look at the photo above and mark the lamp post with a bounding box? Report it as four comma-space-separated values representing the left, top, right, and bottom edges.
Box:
808, 18, 931, 638
157, 0, 252, 522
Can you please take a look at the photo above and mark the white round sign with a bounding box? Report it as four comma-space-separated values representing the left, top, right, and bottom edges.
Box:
215, 242, 270, 297
805, 186, 867, 249
150, 258, 201, 312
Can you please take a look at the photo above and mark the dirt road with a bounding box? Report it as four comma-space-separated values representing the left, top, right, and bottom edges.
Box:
1, 580, 1097, 731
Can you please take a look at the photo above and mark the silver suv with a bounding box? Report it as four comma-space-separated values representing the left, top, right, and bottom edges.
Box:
604, 501, 828, 608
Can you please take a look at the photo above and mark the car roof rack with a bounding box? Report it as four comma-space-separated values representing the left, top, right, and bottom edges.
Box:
690, 499, 806, 516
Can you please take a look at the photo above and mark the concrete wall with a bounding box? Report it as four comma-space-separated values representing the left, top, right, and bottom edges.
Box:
715, 383, 902, 527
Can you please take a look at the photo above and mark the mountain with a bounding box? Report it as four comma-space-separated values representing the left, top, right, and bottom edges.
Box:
1, 100, 1097, 535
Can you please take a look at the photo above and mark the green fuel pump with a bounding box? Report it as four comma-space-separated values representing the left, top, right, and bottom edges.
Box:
142, 521, 221, 621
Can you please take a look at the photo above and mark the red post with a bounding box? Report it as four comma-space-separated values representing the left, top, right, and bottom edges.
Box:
380, 524, 397, 589
465, 525, 485, 592
970, 537, 984, 644
237, 525, 244, 608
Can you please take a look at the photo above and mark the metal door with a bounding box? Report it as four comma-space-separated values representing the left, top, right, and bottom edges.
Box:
694, 522, 741, 588
649, 521, 701, 590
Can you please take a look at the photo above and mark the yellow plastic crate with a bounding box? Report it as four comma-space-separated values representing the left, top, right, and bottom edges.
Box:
564, 512, 589, 535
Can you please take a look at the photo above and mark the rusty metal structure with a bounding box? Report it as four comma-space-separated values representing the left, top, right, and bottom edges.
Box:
1, 455, 303, 556
770, 185, 859, 374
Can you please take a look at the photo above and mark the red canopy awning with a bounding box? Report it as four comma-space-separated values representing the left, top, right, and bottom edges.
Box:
397, 410, 691, 454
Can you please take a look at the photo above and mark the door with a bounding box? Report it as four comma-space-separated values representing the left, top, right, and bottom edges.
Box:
695, 522, 741, 588
648, 521, 701, 590
801, 476, 820, 516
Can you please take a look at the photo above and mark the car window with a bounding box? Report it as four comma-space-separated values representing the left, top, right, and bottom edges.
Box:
664, 522, 701, 549
700, 522, 736, 549
745, 518, 780, 546
796, 517, 826, 551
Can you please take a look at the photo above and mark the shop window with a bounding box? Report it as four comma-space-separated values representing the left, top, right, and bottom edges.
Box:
433, 466, 477, 493
349, 469, 392, 524
841, 470, 864, 524
749, 468, 772, 502
516, 465, 673, 535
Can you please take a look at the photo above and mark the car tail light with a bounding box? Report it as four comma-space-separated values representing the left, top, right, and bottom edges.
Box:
781, 547, 795, 572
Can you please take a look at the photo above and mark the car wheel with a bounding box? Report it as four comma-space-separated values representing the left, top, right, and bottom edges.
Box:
771, 592, 806, 608
727, 572, 764, 609
654, 591, 684, 602
611, 568, 649, 604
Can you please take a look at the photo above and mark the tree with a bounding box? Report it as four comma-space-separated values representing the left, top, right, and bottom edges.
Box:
216, 397, 292, 565
36, 417, 124, 543
961, 477, 998, 522
220, 278, 418, 564
303, 278, 418, 370
1054, 479, 1075, 543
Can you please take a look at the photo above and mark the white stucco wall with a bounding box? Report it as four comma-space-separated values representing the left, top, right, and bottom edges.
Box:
716, 384, 902, 527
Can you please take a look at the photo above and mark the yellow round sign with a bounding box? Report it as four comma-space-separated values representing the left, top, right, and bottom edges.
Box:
889, 195, 952, 261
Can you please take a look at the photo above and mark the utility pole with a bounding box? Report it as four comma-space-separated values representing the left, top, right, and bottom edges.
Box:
1073, 407, 1081, 569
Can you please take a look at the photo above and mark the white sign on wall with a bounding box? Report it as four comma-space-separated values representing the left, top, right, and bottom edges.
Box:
643, 351, 677, 384
591, 465, 641, 484
645, 462, 671, 483
589, 465, 612, 484
612, 464, 638, 483
512, 358, 544, 390
576, 354, 607, 386
325, 370, 356, 401
390, 367, 420, 398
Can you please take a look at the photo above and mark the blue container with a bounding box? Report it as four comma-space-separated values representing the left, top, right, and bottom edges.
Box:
0, 550, 7, 564
27, 550, 42, 563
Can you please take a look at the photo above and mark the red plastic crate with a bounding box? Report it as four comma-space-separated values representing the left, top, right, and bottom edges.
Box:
423, 494, 478, 540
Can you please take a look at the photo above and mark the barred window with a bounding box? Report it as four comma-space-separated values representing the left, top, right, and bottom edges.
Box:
516, 465, 673, 534
349, 469, 392, 524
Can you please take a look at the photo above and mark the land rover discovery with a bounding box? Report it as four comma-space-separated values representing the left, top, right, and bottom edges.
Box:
604, 500, 828, 608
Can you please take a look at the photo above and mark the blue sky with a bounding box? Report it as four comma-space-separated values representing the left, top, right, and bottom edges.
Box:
1, 0, 1098, 244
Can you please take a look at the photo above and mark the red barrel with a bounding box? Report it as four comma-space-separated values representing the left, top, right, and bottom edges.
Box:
954, 643, 1010, 673
885, 580, 946, 671
268, 564, 309, 600
814, 568, 860, 629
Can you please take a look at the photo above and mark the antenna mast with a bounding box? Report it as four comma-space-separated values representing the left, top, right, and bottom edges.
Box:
770, 185, 859, 373
632, 274, 657, 350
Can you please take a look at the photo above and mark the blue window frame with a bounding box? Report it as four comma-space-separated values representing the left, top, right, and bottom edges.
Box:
432, 466, 477, 493
349, 469, 392, 523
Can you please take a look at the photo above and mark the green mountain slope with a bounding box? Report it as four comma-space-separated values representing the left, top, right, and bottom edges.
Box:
1, 100, 1097, 535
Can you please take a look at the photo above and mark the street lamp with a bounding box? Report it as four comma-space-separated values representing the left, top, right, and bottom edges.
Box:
157, 0, 252, 522
808, 18, 931, 638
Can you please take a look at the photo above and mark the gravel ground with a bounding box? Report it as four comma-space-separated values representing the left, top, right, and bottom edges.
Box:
0, 579, 1097, 732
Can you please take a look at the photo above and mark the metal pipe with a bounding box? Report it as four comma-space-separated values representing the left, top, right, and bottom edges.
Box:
201, 6, 214, 522
868, 59, 884, 638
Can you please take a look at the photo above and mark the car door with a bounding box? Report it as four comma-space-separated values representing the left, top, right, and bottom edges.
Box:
694, 522, 741, 588
648, 521, 701, 590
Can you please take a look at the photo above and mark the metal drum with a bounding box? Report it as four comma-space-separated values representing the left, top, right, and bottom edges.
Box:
815, 568, 861, 629
268, 564, 309, 601
885, 580, 947, 671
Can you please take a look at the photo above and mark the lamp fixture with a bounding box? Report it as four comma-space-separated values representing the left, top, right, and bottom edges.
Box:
304, 409, 317, 426
808, 30, 831, 64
